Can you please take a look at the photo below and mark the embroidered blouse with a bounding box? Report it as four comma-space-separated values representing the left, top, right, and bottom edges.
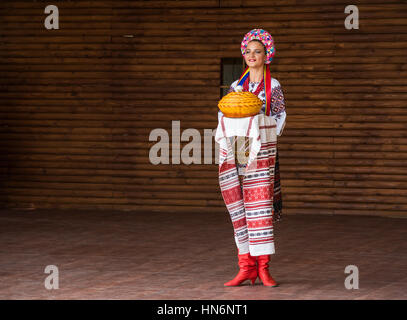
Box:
218, 78, 287, 136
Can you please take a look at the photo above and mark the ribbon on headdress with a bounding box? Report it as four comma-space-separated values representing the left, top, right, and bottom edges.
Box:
237, 65, 272, 116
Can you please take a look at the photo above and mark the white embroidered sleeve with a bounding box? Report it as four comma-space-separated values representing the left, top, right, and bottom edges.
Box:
273, 110, 286, 136
270, 79, 287, 136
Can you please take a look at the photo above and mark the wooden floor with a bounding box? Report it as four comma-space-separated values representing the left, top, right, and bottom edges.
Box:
1, 208, 406, 300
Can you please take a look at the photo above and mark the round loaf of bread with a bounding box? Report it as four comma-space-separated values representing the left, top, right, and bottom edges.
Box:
218, 91, 263, 118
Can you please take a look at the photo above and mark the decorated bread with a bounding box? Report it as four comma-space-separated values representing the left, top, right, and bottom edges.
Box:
218, 85, 262, 118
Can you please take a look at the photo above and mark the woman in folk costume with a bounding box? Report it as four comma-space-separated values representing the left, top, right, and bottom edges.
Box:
219, 29, 286, 287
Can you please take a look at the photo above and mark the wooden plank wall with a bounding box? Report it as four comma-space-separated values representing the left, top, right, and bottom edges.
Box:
1, 0, 406, 218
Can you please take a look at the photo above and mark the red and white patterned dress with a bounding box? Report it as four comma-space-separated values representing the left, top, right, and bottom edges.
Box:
217, 78, 286, 255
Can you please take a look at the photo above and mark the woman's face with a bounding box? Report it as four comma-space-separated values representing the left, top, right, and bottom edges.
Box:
244, 41, 266, 68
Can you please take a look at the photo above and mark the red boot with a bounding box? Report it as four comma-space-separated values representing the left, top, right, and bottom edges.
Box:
224, 252, 258, 286
257, 255, 279, 287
